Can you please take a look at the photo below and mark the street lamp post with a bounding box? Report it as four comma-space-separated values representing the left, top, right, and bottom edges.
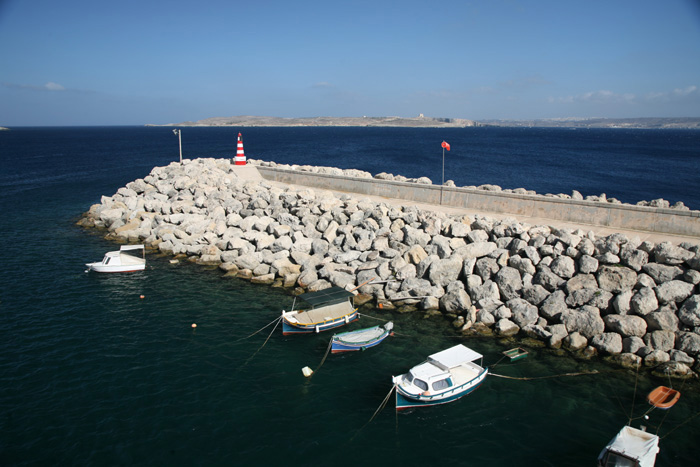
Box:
172, 129, 182, 164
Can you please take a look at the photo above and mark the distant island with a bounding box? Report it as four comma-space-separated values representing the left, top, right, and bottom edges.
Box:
147, 115, 480, 128
148, 115, 700, 129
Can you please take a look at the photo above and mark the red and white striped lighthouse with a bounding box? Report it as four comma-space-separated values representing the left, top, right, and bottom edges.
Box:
234, 132, 246, 165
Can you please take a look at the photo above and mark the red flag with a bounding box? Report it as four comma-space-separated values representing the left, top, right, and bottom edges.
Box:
442, 141, 450, 151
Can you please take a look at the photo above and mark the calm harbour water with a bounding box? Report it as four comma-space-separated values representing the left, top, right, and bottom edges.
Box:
1, 126, 699, 466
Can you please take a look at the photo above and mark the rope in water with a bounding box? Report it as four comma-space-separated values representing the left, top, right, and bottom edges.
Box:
240, 316, 282, 368
307, 339, 333, 378
489, 370, 600, 381
351, 383, 397, 442
235, 315, 283, 342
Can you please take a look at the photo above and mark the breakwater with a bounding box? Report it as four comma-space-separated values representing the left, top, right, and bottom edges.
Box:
80, 158, 700, 378
252, 161, 700, 237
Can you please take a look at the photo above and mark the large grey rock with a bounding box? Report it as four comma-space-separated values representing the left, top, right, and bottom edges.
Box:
509, 255, 536, 276
547, 323, 569, 348
597, 265, 637, 293
462, 241, 497, 259
620, 247, 648, 271
495, 267, 523, 301
613, 290, 633, 315
533, 266, 565, 292
644, 350, 670, 366
550, 256, 576, 279
643, 330, 675, 352
678, 295, 700, 326
676, 331, 700, 356
623, 336, 645, 354
494, 318, 520, 336
560, 306, 605, 339
522, 284, 550, 306
578, 255, 599, 274
563, 332, 588, 350
645, 310, 680, 332
654, 280, 694, 305
652, 241, 694, 265
507, 298, 539, 328
591, 333, 623, 355
630, 287, 658, 316
565, 274, 598, 294
440, 288, 472, 313
642, 263, 684, 283
603, 314, 647, 337
474, 257, 499, 281
427, 256, 463, 287
539, 290, 568, 321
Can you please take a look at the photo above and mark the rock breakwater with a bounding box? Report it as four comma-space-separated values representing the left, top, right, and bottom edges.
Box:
80, 158, 700, 377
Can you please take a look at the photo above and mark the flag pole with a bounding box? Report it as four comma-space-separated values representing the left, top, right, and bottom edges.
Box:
440, 145, 445, 205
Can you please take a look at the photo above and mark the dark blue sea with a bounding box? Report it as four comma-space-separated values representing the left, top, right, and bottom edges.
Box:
1, 126, 699, 466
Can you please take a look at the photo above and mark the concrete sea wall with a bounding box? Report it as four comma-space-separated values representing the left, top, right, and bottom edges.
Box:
79, 158, 700, 378
254, 163, 700, 238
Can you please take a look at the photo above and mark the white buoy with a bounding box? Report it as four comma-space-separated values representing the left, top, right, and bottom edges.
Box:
302, 366, 313, 378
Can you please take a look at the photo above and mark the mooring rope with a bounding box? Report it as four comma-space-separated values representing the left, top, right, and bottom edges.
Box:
235, 315, 283, 342
358, 312, 390, 322
240, 316, 281, 368
307, 339, 333, 378
661, 410, 700, 440
489, 370, 600, 381
350, 383, 397, 442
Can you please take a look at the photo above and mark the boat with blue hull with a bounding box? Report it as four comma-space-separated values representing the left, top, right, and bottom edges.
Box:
392, 344, 488, 410
281, 287, 358, 335
330, 322, 393, 353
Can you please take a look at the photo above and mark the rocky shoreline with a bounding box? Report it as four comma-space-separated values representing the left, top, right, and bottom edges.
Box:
79, 158, 700, 378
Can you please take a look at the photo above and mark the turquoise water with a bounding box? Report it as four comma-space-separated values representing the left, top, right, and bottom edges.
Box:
1, 127, 699, 465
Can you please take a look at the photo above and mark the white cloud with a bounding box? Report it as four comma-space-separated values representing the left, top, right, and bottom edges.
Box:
554, 90, 636, 104
553, 85, 698, 106
44, 82, 65, 91
2, 81, 67, 91
312, 81, 335, 89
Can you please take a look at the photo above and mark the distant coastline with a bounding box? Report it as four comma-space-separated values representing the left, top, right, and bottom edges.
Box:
147, 115, 700, 129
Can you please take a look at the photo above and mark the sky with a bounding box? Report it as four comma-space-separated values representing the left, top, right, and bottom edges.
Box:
1, 0, 699, 126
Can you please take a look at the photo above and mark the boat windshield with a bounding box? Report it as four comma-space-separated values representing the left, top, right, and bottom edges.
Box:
601, 452, 638, 467
413, 379, 428, 392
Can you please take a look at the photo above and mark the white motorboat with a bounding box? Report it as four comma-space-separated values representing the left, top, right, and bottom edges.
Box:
392, 344, 488, 410
597, 425, 660, 467
86, 245, 146, 273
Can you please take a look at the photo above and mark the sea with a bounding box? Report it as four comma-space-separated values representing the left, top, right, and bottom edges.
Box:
1, 126, 699, 466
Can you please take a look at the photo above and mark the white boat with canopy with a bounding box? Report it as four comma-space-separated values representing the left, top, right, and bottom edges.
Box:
85, 245, 146, 273
392, 344, 488, 410
597, 425, 660, 467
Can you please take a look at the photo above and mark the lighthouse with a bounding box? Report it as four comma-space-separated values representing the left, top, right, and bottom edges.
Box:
234, 132, 246, 165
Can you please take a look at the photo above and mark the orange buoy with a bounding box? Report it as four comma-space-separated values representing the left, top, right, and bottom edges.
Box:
191, 323, 197, 329
139, 295, 145, 299
378, 303, 384, 309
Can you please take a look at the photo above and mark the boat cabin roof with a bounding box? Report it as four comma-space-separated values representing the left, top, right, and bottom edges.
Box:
119, 245, 145, 252
410, 362, 450, 382
299, 286, 355, 308
428, 344, 483, 370
603, 426, 659, 464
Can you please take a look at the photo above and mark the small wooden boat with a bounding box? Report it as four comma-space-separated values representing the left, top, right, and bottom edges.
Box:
597, 425, 660, 467
281, 286, 358, 335
647, 386, 680, 409
331, 322, 393, 353
85, 245, 146, 273
503, 347, 528, 361
392, 344, 488, 410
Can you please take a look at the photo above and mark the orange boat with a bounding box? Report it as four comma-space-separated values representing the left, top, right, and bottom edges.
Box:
647, 386, 680, 409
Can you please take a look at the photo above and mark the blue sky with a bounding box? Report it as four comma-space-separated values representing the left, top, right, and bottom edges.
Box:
1, 0, 699, 126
